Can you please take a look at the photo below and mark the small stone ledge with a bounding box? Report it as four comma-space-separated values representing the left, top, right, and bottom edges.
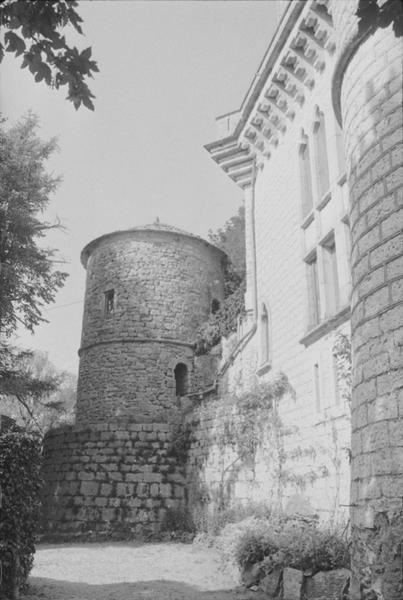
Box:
299, 304, 350, 347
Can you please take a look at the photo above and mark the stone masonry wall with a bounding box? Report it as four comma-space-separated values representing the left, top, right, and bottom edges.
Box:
77, 342, 195, 424
77, 228, 225, 424
41, 420, 186, 539
330, 1, 403, 596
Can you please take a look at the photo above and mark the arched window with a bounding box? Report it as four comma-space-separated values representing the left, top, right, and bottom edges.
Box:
313, 107, 330, 199
260, 303, 270, 365
174, 363, 188, 396
299, 129, 313, 219
211, 298, 220, 314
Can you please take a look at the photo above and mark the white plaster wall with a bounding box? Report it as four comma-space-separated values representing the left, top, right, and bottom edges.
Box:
206, 6, 353, 522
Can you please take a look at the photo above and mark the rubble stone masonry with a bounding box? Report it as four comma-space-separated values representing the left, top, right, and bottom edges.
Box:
76, 226, 225, 423
41, 225, 225, 537
331, 1, 403, 597
41, 421, 186, 538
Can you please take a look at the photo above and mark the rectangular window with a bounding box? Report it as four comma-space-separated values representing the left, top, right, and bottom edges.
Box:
314, 110, 330, 199
104, 289, 115, 316
299, 142, 313, 219
322, 234, 340, 317
306, 253, 320, 329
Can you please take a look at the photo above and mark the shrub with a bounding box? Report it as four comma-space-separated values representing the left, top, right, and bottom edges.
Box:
215, 517, 274, 579
0, 430, 42, 599
196, 502, 274, 537
234, 515, 350, 576
195, 284, 245, 354
160, 506, 196, 542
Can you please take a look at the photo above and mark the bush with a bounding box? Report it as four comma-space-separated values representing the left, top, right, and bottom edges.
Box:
160, 506, 196, 542
234, 515, 350, 576
196, 502, 274, 537
0, 430, 42, 599
195, 284, 245, 354
214, 517, 274, 579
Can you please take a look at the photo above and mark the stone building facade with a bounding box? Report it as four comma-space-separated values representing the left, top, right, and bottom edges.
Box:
77, 224, 225, 424
41, 1, 403, 595
205, 0, 402, 597
41, 224, 226, 537
204, 0, 353, 526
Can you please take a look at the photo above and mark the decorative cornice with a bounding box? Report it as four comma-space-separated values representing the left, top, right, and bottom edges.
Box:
205, 0, 336, 187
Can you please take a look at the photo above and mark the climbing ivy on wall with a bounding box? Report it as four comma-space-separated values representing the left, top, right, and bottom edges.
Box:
192, 372, 337, 518
332, 332, 352, 405
196, 373, 292, 510
195, 207, 246, 354
195, 283, 245, 354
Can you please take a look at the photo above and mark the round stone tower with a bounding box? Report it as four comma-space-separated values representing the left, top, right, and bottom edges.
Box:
76, 222, 226, 424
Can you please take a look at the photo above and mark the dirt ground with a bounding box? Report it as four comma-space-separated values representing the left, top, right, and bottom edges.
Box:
24, 542, 268, 600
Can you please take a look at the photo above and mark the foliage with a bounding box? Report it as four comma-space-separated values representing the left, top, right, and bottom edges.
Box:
0, 348, 76, 435
196, 375, 291, 512
0, 0, 98, 110
194, 501, 273, 537
211, 374, 290, 461
0, 113, 68, 338
208, 205, 245, 288
160, 506, 196, 543
356, 0, 403, 38
233, 515, 350, 575
195, 283, 245, 354
0, 429, 42, 598
332, 331, 352, 404
195, 207, 246, 352
216, 517, 274, 577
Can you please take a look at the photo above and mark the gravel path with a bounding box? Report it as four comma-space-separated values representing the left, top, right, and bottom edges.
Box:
24, 542, 268, 600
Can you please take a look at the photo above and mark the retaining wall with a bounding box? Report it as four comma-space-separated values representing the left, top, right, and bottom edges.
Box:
41, 420, 186, 539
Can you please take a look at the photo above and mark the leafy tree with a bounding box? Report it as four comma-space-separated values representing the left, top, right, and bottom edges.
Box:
195, 206, 246, 352
0, 348, 76, 434
356, 0, 403, 38
208, 205, 245, 294
0, 113, 68, 338
0, 0, 98, 110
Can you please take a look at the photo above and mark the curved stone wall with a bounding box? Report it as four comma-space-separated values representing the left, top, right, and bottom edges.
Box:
330, 2, 403, 597
76, 225, 225, 424
41, 421, 186, 539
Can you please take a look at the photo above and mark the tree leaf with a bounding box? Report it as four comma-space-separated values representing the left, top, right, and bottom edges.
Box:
82, 94, 95, 111
5, 31, 26, 57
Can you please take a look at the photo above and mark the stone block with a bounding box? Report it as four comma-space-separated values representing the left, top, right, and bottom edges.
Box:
260, 568, 282, 596
95, 497, 108, 507
116, 482, 134, 496
150, 483, 159, 497
241, 562, 263, 588
160, 483, 172, 497
304, 569, 350, 600
283, 567, 303, 600
126, 473, 144, 482
102, 508, 116, 521
100, 483, 113, 497
78, 471, 95, 481
174, 485, 184, 498
81, 481, 99, 496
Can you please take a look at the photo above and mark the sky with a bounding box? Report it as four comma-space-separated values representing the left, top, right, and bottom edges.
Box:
1, 0, 282, 375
